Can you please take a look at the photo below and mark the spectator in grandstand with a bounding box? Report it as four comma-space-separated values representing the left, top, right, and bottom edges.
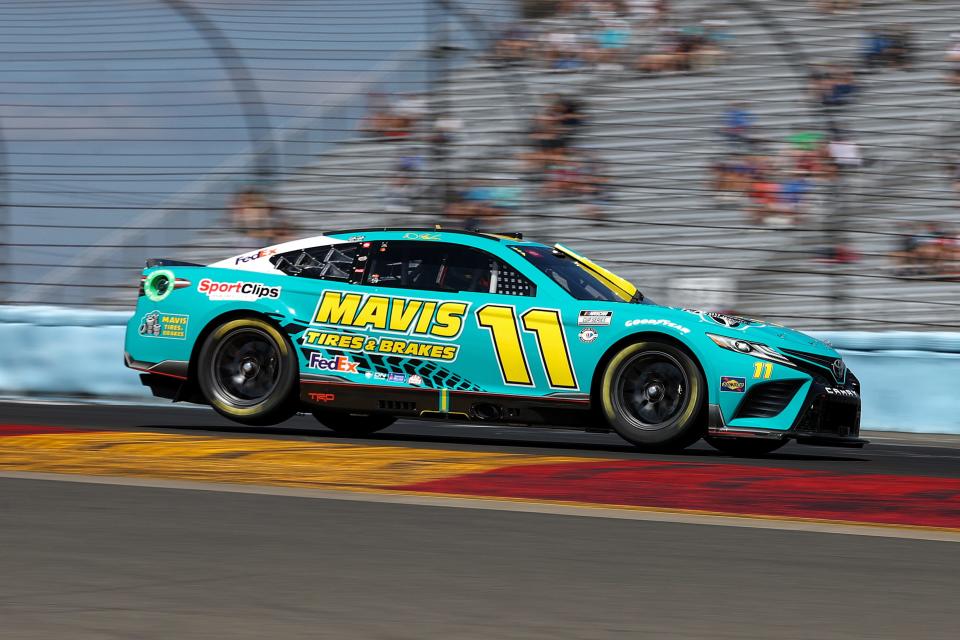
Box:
492, 21, 535, 66
813, 0, 860, 13
890, 222, 960, 276
710, 159, 740, 202
444, 190, 482, 231
746, 168, 783, 226
923, 223, 957, 275
589, 17, 632, 70
429, 115, 464, 148
863, 26, 913, 70
779, 172, 812, 217
520, 95, 586, 176
813, 64, 858, 109
542, 27, 587, 71
541, 152, 584, 199
947, 35, 960, 85
649, 0, 670, 27
814, 243, 860, 265
722, 102, 755, 146
949, 156, 960, 197
555, 95, 586, 140
230, 187, 276, 245
827, 133, 864, 172
891, 224, 932, 275
360, 92, 417, 139
575, 150, 613, 221
394, 93, 427, 125
459, 179, 515, 229
636, 22, 727, 74
385, 156, 425, 214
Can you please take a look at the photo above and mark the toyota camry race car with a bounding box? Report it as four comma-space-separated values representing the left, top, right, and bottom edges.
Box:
124, 228, 865, 455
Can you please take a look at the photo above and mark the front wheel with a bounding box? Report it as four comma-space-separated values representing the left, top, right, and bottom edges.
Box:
599, 341, 705, 451
313, 410, 396, 437
197, 317, 299, 426
705, 436, 788, 457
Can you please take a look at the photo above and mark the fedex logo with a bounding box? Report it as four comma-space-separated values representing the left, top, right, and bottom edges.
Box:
308, 353, 360, 374
235, 248, 278, 265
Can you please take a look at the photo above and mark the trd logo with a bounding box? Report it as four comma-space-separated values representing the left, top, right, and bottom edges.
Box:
308, 392, 336, 403
307, 353, 360, 373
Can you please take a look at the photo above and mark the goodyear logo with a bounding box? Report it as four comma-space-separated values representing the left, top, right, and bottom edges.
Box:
312, 290, 468, 340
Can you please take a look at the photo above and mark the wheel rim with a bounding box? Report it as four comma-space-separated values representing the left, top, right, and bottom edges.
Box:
210, 328, 282, 407
613, 351, 689, 431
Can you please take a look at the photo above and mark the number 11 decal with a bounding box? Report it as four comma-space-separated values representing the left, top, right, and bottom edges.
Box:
477, 305, 578, 390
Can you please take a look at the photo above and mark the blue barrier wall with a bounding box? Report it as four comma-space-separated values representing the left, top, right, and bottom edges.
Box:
0, 307, 142, 398
1, 307, 958, 433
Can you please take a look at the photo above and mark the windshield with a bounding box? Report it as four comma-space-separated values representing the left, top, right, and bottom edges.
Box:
513, 245, 638, 302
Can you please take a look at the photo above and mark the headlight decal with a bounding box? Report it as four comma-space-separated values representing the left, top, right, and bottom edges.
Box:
706, 333, 792, 365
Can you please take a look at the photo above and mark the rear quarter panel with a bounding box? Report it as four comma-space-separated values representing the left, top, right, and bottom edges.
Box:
125, 266, 307, 366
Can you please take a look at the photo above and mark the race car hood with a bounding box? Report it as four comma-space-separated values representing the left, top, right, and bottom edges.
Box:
625, 306, 838, 358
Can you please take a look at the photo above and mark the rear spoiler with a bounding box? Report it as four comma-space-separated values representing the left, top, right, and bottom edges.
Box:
145, 258, 203, 268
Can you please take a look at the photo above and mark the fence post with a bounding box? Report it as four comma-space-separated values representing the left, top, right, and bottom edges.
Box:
160, 0, 275, 187
0, 117, 7, 304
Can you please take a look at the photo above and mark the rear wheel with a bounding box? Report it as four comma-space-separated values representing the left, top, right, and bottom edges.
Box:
600, 341, 705, 451
705, 436, 788, 457
312, 410, 396, 436
197, 317, 298, 426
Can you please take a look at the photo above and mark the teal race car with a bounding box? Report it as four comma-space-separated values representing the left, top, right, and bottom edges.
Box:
124, 227, 865, 455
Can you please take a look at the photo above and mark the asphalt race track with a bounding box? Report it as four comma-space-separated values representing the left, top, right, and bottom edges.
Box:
2, 401, 960, 639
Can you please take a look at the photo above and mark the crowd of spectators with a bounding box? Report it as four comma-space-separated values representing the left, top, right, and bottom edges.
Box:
890, 222, 960, 277
519, 95, 612, 220
492, 0, 730, 75
713, 103, 850, 228
347, 0, 959, 276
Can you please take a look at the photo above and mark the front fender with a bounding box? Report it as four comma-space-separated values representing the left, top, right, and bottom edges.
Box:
589, 326, 720, 405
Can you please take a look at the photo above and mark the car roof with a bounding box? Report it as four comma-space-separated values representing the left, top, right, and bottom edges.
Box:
323, 227, 546, 248
206, 227, 549, 273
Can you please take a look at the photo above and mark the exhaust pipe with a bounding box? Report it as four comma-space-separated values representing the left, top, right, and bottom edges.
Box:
471, 403, 502, 421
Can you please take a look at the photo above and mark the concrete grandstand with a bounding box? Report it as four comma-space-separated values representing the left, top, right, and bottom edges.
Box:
167, 0, 960, 330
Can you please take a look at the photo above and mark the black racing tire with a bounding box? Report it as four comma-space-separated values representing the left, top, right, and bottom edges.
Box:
312, 410, 396, 437
599, 340, 706, 451
197, 317, 299, 426
705, 436, 788, 457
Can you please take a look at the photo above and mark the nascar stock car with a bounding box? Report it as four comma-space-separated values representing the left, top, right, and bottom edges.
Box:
124, 227, 865, 455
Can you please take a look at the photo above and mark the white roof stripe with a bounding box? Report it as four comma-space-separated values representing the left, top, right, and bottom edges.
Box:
207, 235, 346, 274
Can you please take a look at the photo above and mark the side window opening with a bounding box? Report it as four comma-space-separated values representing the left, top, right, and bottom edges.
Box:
271, 243, 359, 281
363, 241, 534, 295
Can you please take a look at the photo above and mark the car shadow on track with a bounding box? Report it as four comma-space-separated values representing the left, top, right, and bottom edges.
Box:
135, 421, 868, 464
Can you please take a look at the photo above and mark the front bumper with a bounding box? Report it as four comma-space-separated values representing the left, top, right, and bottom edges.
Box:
708, 375, 867, 448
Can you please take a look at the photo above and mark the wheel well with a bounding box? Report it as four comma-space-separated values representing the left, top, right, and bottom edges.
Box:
589, 331, 709, 412
186, 309, 293, 384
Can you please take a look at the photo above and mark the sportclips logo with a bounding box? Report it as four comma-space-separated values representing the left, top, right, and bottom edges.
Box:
198, 279, 281, 302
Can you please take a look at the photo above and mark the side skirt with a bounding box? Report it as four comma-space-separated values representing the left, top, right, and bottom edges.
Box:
300, 380, 595, 429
